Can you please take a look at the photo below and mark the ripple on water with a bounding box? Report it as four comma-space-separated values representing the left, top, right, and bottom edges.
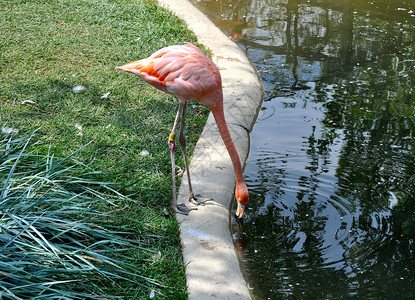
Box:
237, 143, 402, 297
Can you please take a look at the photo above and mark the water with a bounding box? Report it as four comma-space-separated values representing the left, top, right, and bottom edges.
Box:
191, 0, 415, 298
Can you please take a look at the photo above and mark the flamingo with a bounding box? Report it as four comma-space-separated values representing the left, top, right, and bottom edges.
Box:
116, 43, 249, 219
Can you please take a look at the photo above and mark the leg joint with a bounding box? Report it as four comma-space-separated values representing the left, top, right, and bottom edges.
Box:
169, 133, 175, 142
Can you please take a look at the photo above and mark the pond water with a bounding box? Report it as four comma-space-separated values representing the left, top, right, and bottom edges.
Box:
190, 0, 415, 298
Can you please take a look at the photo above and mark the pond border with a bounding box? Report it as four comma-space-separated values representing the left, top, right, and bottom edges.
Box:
157, 0, 263, 298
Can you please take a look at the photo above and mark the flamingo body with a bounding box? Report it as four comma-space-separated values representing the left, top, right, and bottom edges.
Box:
117, 44, 220, 107
116, 43, 248, 219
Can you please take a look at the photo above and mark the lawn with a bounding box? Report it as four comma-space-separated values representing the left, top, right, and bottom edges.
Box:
1, 0, 209, 298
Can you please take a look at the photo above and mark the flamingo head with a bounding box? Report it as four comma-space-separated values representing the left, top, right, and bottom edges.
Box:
235, 181, 249, 221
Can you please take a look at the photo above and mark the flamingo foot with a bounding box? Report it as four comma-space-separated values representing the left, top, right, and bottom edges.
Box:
174, 203, 198, 215
189, 194, 213, 206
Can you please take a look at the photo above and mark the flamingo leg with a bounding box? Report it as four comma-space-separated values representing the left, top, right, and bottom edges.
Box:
178, 102, 212, 206
169, 103, 198, 215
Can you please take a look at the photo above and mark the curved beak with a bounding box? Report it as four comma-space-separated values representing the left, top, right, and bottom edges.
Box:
235, 202, 245, 221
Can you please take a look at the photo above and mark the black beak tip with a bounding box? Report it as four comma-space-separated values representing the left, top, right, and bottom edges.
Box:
233, 213, 244, 223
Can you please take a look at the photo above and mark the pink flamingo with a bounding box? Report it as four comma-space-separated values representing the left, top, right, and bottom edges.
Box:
116, 43, 248, 219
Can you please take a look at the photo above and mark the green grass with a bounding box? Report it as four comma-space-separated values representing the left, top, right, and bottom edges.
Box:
1, 0, 209, 298
1, 133, 159, 298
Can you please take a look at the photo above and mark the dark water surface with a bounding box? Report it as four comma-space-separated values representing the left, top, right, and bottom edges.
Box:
191, 0, 415, 298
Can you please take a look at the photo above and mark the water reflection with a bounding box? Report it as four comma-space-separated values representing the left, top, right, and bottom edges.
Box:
192, 0, 415, 298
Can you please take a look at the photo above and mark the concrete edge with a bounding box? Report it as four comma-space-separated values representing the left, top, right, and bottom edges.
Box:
156, 0, 263, 299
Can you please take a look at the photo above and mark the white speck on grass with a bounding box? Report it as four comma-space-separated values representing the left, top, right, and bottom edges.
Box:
21, 100, 36, 106
75, 123, 83, 136
2, 126, 18, 134
101, 92, 110, 99
73, 85, 86, 93
140, 150, 150, 156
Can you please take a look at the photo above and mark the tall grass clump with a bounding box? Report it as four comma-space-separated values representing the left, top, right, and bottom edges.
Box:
0, 132, 159, 298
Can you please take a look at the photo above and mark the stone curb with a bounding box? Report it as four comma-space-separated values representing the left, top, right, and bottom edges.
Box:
156, 0, 263, 299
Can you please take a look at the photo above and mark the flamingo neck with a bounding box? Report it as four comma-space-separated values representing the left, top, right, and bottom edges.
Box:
210, 107, 245, 185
